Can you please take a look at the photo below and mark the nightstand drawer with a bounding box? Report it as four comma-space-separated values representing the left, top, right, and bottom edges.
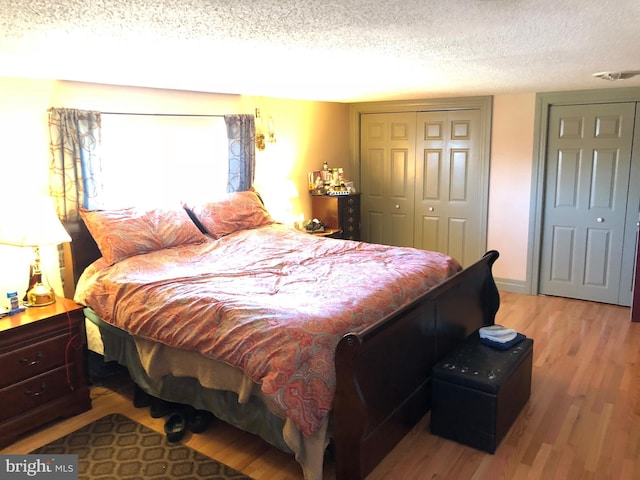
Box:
344, 195, 359, 207
0, 298, 91, 448
0, 365, 75, 421
0, 334, 70, 387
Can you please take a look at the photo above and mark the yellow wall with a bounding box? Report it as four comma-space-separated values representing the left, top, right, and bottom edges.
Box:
0, 77, 350, 304
250, 95, 350, 222
0, 77, 58, 305
0, 75, 536, 307
48, 81, 351, 220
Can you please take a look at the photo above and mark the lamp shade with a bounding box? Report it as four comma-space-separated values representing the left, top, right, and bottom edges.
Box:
0, 196, 71, 247
284, 180, 299, 199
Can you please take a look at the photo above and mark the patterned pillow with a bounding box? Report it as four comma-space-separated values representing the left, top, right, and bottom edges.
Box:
184, 191, 274, 239
80, 206, 206, 265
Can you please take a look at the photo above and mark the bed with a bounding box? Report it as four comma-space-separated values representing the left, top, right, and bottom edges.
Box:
62, 191, 500, 480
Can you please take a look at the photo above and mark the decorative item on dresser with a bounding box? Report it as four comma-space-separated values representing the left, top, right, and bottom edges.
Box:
311, 193, 361, 240
0, 298, 91, 448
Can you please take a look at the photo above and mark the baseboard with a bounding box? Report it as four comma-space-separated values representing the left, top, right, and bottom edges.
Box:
495, 278, 529, 295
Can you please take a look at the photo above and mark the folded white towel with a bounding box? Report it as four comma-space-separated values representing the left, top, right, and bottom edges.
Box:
479, 325, 518, 343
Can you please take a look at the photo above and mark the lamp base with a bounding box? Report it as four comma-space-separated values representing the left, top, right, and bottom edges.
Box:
27, 283, 56, 306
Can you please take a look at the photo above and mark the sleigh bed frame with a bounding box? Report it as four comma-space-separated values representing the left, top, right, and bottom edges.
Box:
63, 219, 500, 480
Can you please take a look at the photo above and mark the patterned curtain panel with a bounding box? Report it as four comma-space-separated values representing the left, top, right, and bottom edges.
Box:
48, 108, 103, 222
224, 114, 255, 192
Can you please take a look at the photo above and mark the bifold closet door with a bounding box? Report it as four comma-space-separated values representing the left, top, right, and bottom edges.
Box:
413, 109, 483, 267
539, 102, 636, 305
360, 112, 417, 247
360, 110, 485, 266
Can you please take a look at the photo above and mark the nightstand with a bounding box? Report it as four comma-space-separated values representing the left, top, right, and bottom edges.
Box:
0, 298, 91, 447
311, 194, 361, 240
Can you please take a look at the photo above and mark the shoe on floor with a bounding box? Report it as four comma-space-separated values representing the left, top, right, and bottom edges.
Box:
164, 412, 187, 443
189, 409, 215, 433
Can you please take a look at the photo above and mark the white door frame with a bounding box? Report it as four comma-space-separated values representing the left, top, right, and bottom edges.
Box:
528, 87, 640, 295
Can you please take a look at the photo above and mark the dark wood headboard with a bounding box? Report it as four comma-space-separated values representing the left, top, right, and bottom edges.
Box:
62, 220, 101, 298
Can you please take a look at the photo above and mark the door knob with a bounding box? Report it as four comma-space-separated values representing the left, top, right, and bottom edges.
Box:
597, 217, 604, 223
428, 207, 435, 212
395, 204, 400, 209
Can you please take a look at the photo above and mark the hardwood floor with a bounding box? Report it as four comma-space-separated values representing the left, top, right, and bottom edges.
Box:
3, 292, 639, 479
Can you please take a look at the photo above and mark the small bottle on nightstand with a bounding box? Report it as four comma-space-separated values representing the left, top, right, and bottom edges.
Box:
7, 291, 19, 310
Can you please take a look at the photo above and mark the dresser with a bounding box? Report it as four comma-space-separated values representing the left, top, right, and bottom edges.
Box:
311, 194, 361, 240
0, 298, 91, 447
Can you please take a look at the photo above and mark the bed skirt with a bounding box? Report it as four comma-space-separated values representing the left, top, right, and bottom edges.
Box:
85, 309, 329, 480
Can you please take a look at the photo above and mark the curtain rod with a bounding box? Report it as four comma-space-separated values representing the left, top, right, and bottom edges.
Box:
100, 112, 227, 118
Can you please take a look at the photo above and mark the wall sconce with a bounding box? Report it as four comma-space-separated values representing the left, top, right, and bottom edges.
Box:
255, 108, 276, 151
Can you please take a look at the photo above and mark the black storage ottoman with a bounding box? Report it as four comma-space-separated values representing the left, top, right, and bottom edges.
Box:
430, 331, 533, 453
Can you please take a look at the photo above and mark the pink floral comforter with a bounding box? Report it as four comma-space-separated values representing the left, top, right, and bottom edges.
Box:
75, 224, 461, 436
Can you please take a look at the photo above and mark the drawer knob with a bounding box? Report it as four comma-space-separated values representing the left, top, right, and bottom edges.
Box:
24, 382, 47, 398
20, 352, 44, 367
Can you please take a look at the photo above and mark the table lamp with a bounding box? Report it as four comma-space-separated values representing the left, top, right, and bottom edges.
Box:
0, 196, 72, 306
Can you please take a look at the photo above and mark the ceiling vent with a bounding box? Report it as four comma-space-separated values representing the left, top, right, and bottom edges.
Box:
593, 70, 640, 81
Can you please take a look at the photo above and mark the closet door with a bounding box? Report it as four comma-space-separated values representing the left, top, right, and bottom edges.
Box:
414, 110, 483, 266
539, 102, 636, 305
360, 112, 417, 247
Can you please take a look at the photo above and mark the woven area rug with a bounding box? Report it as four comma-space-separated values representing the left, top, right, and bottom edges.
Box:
32, 413, 253, 480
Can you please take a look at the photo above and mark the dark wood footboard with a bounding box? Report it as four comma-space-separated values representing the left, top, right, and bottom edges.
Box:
333, 250, 500, 480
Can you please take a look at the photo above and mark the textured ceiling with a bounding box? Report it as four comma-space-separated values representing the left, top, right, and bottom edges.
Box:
1, 0, 640, 102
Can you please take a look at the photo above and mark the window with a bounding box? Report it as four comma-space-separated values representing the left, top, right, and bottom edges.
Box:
100, 114, 227, 208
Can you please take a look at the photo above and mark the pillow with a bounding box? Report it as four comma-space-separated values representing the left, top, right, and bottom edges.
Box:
80, 206, 206, 265
184, 191, 274, 239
